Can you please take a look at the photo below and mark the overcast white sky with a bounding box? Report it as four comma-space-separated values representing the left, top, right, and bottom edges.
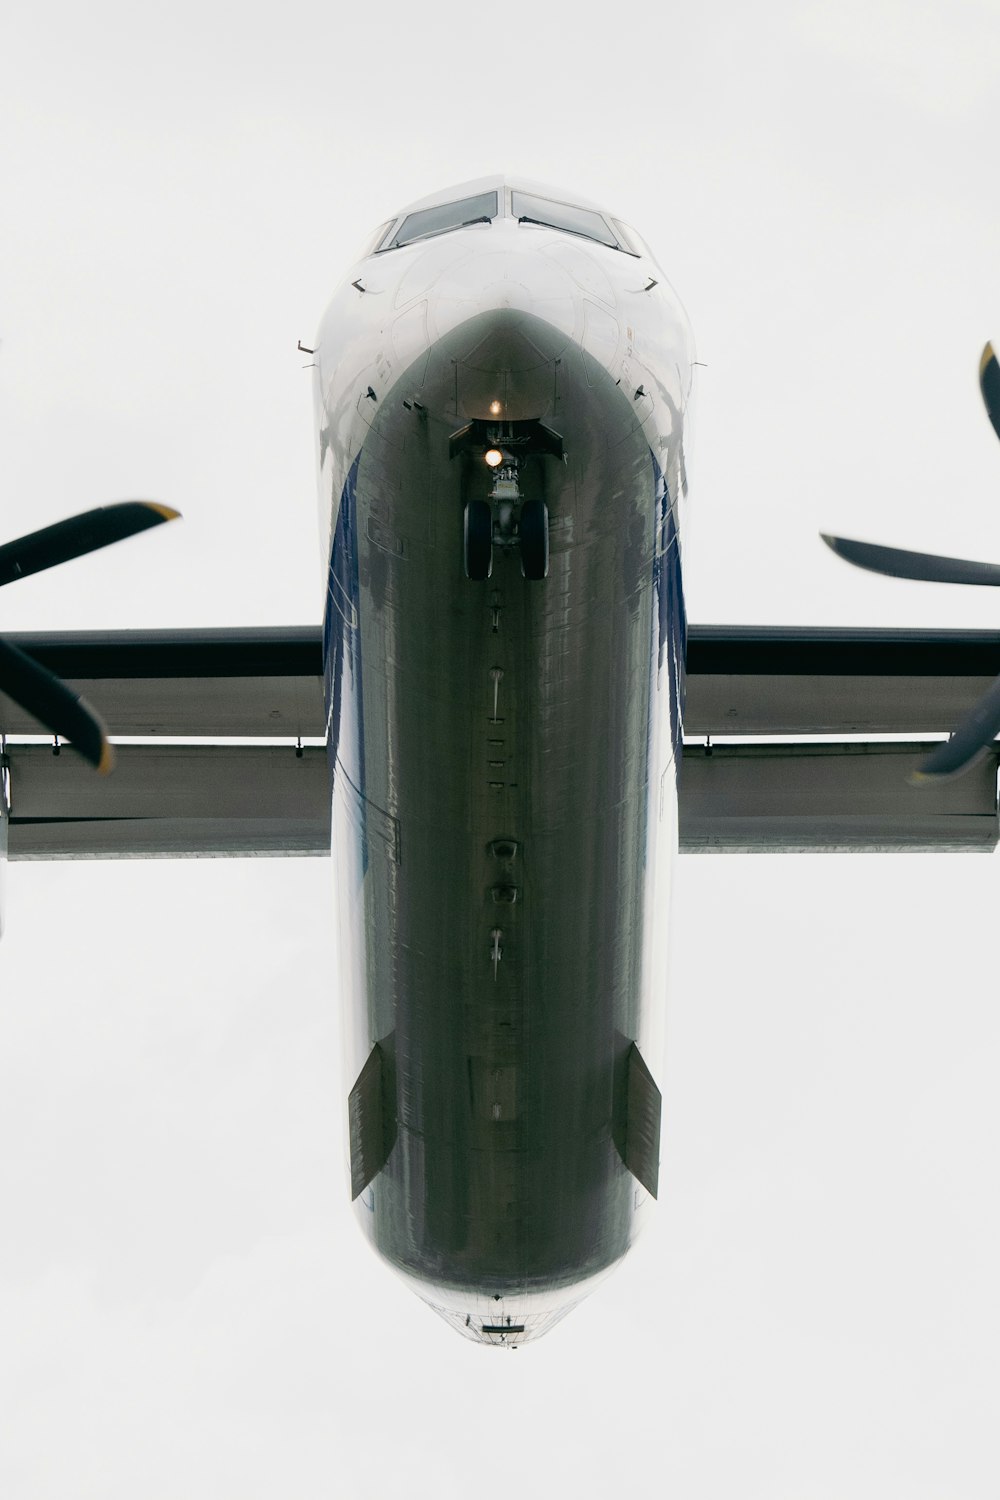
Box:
2, 2, 1000, 1496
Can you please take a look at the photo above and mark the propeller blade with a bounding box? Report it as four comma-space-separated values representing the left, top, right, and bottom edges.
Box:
0, 634, 113, 772
911, 670, 1000, 782
0, 501, 179, 588
821, 533, 1000, 586
981, 341, 1000, 445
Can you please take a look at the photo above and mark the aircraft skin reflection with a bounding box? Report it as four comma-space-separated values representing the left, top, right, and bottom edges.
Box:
313, 177, 694, 1345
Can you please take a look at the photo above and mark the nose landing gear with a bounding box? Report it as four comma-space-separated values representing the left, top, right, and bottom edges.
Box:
454, 417, 562, 583
464, 499, 494, 581
462, 461, 549, 582
518, 497, 548, 581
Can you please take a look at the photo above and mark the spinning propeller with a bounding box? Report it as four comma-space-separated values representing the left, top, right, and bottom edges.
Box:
0, 502, 179, 772
823, 342, 1000, 781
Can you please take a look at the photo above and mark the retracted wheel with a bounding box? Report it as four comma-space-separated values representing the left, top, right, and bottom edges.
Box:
519, 499, 549, 580
464, 499, 493, 580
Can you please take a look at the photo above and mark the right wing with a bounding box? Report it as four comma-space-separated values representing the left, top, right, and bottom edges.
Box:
682, 626, 1000, 852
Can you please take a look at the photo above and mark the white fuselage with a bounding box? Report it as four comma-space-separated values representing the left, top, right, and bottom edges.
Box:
312, 179, 694, 1345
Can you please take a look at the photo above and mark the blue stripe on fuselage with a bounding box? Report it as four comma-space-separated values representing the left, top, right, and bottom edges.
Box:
650, 452, 686, 769
324, 452, 366, 804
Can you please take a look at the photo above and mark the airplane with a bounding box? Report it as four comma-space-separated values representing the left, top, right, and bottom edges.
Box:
2, 176, 1000, 1347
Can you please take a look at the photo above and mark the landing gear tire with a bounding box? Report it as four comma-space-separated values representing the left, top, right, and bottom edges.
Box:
519, 499, 549, 580
464, 499, 493, 580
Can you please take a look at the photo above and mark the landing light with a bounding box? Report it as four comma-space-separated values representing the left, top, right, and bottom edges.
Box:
489, 400, 503, 416
484, 448, 504, 468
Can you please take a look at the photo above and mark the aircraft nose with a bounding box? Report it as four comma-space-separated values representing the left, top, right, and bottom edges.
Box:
426, 246, 580, 422
430, 248, 577, 353
433, 305, 569, 422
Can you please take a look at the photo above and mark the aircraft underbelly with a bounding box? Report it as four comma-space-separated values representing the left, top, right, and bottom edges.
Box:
325, 315, 682, 1332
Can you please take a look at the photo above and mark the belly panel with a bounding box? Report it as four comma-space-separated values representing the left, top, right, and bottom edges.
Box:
327, 311, 683, 1304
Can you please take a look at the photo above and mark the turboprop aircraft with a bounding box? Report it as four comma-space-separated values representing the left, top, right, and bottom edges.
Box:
2, 177, 1000, 1346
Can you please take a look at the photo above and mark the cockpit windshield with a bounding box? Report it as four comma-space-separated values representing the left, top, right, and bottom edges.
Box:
383, 191, 499, 251
511, 191, 621, 250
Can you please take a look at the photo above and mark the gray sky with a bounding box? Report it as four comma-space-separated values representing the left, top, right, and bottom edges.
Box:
2, 2, 999, 1496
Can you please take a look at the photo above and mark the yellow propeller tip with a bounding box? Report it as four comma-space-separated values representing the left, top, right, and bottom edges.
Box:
97, 741, 116, 775
146, 503, 182, 522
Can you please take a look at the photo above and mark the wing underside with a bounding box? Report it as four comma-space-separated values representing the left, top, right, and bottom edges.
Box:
0, 628, 327, 859
1, 625, 998, 857
683, 627, 1000, 852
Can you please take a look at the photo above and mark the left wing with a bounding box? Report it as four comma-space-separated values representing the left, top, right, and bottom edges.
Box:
1, 627, 327, 858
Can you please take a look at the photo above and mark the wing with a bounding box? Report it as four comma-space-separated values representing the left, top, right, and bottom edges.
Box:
682, 627, 1000, 851
1, 627, 328, 858
2, 624, 998, 859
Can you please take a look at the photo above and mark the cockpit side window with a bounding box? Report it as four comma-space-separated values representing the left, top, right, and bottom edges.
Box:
511, 191, 622, 250
381, 191, 499, 251
356, 221, 395, 260
610, 220, 643, 258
